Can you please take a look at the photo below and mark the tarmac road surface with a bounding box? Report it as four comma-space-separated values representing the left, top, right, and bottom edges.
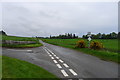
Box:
2, 40, 118, 79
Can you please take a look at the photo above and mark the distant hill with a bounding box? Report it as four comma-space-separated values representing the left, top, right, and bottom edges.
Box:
0, 30, 7, 35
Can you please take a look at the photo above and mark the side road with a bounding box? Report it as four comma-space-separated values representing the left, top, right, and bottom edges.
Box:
2, 40, 118, 78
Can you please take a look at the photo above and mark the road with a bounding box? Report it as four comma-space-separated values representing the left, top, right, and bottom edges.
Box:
2, 40, 118, 79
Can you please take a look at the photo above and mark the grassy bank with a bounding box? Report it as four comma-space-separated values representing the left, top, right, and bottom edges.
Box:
2, 43, 42, 48
0, 56, 1, 79
42, 39, 119, 63
2, 56, 59, 79
1, 35, 42, 48
2, 35, 38, 42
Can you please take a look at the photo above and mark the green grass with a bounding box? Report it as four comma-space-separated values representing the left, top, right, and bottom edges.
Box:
2, 56, 59, 79
0, 56, 2, 79
42, 39, 118, 52
2, 43, 42, 48
2, 35, 38, 42
1, 35, 43, 48
42, 39, 119, 63
92, 39, 118, 52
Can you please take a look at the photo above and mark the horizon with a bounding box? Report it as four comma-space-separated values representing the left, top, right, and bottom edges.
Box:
1, 30, 118, 38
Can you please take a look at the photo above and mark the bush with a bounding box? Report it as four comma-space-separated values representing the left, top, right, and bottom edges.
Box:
42, 40, 46, 42
90, 41, 103, 50
75, 40, 86, 48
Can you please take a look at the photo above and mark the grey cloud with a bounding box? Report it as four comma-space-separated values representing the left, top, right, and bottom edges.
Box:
2, 2, 118, 37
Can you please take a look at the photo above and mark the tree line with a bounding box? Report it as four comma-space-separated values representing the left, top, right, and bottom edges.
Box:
82, 32, 118, 39
50, 33, 78, 39
1, 30, 119, 39
47, 32, 118, 39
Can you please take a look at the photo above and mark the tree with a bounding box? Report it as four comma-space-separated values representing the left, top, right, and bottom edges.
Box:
118, 32, 120, 39
73, 34, 76, 38
111, 32, 117, 39
82, 35, 88, 39
101, 34, 106, 39
82, 32, 118, 39
97, 33, 102, 39
50, 33, 79, 39
0, 30, 7, 35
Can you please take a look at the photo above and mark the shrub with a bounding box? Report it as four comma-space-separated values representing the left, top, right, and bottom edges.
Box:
90, 41, 103, 50
76, 40, 86, 48
42, 40, 46, 42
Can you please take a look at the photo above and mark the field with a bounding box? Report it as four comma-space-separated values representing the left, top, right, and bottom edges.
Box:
1, 35, 42, 48
42, 39, 119, 63
0, 56, 1, 79
2, 56, 59, 79
2, 35, 38, 42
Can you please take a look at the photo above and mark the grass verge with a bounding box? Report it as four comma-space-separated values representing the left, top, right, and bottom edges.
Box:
2, 43, 43, 48
2, 56, 59, 79
42, 39, 119, 63
1, 35, 43, 48
0, 56, 2, 79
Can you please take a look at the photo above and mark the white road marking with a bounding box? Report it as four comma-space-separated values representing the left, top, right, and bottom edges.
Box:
43, 47, 46, 51
27, 50, 32, 52
69, 69, 78, 76
7, 49, 32, 52
44, 47, 60, 60
53, 60, 58, 63
42, 47, 45, 50
43, 48, 50, 55
53, 55, 57, 57
61, 70, 69, 77
59, 59, 64, 63
49, 55, 52, 57
51, 57, 54, 59
47, 53, 50, 55
56, 64, 62, 68
45, 48, 55, 55
56, 57, 59, 59
44, 47, 78, 77
48, 50, 54, 54
51, 53, 54, 55
63, 63, 69, 68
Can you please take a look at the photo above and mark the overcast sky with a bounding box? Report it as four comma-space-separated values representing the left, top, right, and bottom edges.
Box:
1, 1, 118, 37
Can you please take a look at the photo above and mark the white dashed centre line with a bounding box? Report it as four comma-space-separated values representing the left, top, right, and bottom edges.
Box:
43, 47, 78, 77
59, 59, 64, 63
43, 48, 50, 55
56, 57, 59, 59
53, 55, 57, 57
51, 57, 54, 59
49, 55, 52, 57
63, 63, 69, 68
56, 64, 62, 68
61, 70, 69, 77
46, 48, 55, 55
69, 69, 78, 76
53, 60, 58, 63
50, 52, 54, 55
